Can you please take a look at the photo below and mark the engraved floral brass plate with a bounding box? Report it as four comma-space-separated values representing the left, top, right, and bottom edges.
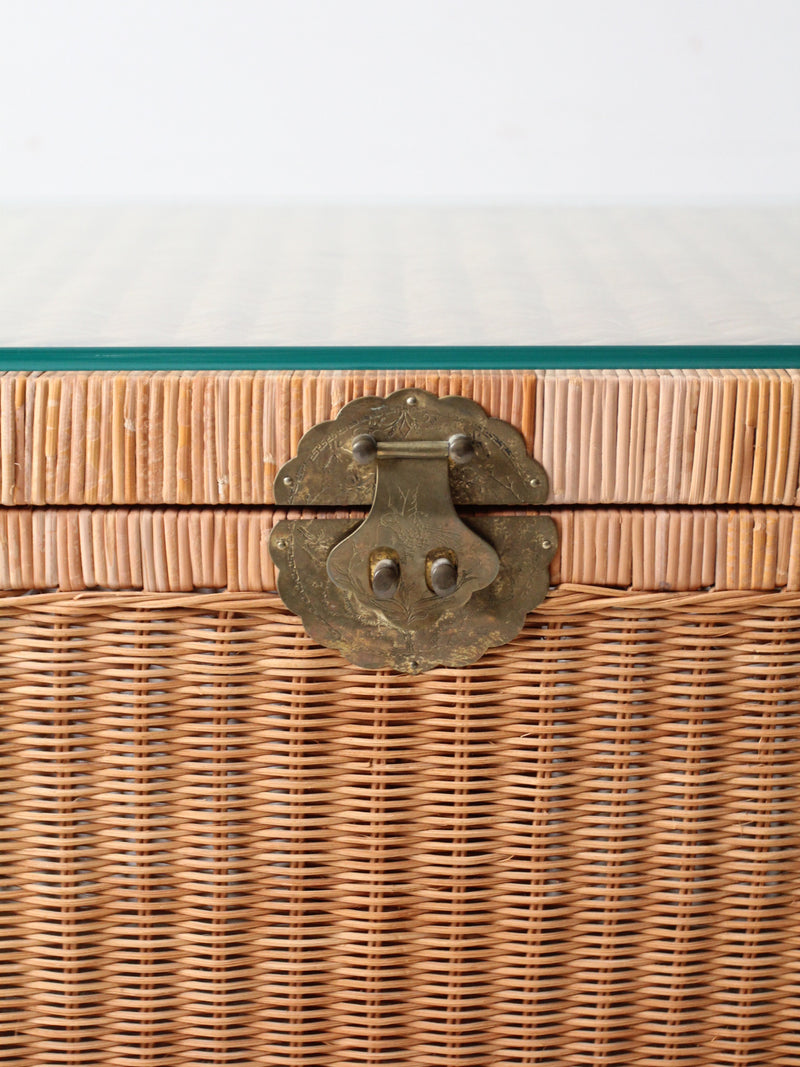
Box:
270, 389, 556, 673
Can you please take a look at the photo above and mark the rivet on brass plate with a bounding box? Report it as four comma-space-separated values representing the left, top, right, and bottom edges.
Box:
270, 388, 556, 673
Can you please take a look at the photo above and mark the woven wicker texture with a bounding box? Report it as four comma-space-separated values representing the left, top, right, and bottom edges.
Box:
0, 506, 798, 593
3, 369, 800, 506
1, 587, 799, 1066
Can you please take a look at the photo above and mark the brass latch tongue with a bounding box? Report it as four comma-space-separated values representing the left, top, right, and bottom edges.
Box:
270, 389, 556, 673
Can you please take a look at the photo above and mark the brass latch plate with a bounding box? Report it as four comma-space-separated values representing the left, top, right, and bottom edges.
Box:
270, 389, 556, 672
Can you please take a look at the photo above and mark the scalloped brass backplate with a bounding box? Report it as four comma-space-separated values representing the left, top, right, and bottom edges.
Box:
270, 389, 556, 673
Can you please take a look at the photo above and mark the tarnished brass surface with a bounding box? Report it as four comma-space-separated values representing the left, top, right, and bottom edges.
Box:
270, 388, 555, 673
270, 516, 557, 674
274, 388, 549, 507
326, 443, 501, 629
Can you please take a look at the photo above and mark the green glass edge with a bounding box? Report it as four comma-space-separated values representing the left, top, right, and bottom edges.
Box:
0, 345, 797, 370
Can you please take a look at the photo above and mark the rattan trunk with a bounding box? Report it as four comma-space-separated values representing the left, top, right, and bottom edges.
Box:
2, 207, 800, 1067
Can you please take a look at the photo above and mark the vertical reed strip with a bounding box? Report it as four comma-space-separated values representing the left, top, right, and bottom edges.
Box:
251, 372, 265, 503
687, 511, 705, 589
91, 510, 107, 589
177, 510, 193, 590
190, 371, 206, 503
727, 371, 752, 502
613, 371, 631, 503
127, 509, 142, 589
564, 373, 582, 503
21, 375, 35, 504
582, 509, 600, 584
538, 372, 557, 499
775, 511, 792, 588
725, 510, 742, 593
787, 514, 800, 589
176, 374, 192, 505
520, 369, 536, 462
115, 509, 132, 589
65, 510, 83, 590
239, 373, 254, 504
139, 509, 154, 590
69, 374, 88, 503
708, 510, 721, 588
30, 375, 48, 505
785, 369, 800, 505
628, 371, 646, 502
135, 372, 150, 503
162, 373, 180, 504
653, 370, 674, 503
737, 510, 754, 591
642, 371, 660, 504
44, 373, 62, 503
654, 510, 670, 588
689, 370, 713, 504
14, 374, 27, 506
637, 509, 652, 588
224, 511, 239, 591
103, 508, 119, 588
666, 369, 688, 503
1, 374, 15, 505
758, 371, 780, 505
769, 370, 792, 504
76, 509, 93, 588
111, 373, 126, 503
615, 508, 632, 588
214, 372, 230, 503
30, 509, 44, 588
606, 508, 621, 585
151, 509, 168, 591
0, 510, 10, 588
187, 509, 202, 586
599, 369, 618, 503
18, 510, 33, 586
279, 372, 299, 498
739, 370, 763, 503
259, 510, 273, 589
760, 510, 779, 590
44, 509, 57, 587
124, 373, 138, 501
212, 511, 226, 587
678, 370, 700, 503
203, 373, 220, 504
226, 373, 242, 503
96, 375, 114, 503
163, 510, 180, 590
577, 369, 595, 501
147, 372, 164, 504
199, 509, 215, 586
715, 371, 738, 504
15, 510, 31, 588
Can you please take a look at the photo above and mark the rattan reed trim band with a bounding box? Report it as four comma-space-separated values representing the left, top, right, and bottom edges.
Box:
0, 506, 798, 593
3, 369, 799, 506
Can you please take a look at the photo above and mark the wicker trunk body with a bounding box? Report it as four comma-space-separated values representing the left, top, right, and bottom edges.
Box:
1, 367, 799, 1066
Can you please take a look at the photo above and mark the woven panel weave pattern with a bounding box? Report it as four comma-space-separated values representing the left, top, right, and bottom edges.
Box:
2, 588, 799, 1066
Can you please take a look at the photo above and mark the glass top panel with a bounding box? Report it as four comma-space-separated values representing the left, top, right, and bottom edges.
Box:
1, 204, 798, 360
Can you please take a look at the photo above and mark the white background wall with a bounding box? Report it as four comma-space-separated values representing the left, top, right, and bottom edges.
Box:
2, 0, 798, 201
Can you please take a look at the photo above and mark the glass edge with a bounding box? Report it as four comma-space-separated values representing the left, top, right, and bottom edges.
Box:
0, 345, 798, 370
